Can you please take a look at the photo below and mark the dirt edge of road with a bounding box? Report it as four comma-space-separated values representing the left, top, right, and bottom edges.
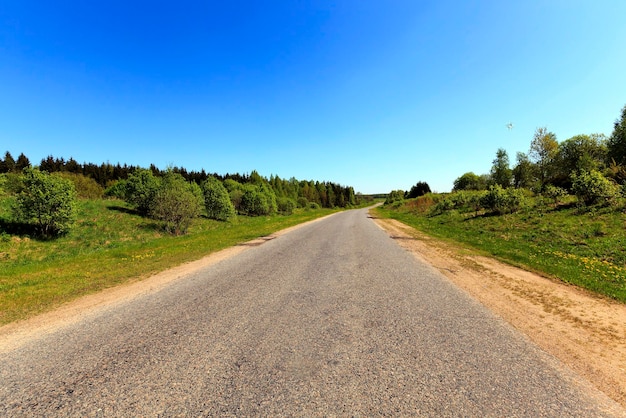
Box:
0, 213, 337, 354
372, 216, 626, 409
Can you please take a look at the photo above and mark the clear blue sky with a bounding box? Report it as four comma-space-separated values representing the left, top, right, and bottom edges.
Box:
1, 1, 625, 193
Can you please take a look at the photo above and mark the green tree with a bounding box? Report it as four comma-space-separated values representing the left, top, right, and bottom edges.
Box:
12, 167, 77, 237
1, 151, 16, 173
512, 152, 535, 189
202, 176, 236, 221
407, 181, 431, 199
453, 172, 486, 191
571, 170, 618, 206
384, 190, 405, 205
490, 148, 513, 187
554, 134, 607, 188
529, 127, 558, 190
124, 168, 161, 215
150, 172, 201, 234
607, 104, 626, 166
15, 153, 31, 171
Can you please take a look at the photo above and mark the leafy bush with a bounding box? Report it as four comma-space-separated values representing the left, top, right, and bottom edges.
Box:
297, 197, 309, 208
384, 190, 405, 205
104, 179, 128, 199
202, 176, 236, 221
308, 202, 321, 210
150, 172, 201, 235
52, 172, 104, 199
277, 197, 296, 215
480, 185, 527, 214
542, 185, 568, 207
571, 170, 619, 206
12, 167, 77, 237
124, 169, 161, 215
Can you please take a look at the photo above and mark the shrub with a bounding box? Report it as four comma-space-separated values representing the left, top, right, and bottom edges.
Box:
542, 184, 568, 207
297, 197, 309, 208
12, 167, 77, 237
202, 176, 236, 221
150, 172, 201, 235
480, 185, 527, 214
384, 190, 405, 205
124, 168, 160, 215
53, 172, 104, 199
239, 183, 277, 216
104, 179, 128, 199
277, 197, 296, 215
571, 170, 619, 206
308, 202, 321, 210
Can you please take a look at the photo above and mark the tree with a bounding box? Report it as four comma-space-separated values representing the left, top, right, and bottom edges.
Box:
453, 172, 486, 191
12, 167, 77, 237
15, 153, 30, 171
202, 176, 236, 221
407, 181, 431, 199
529, 127, 558, 190
607, 104, 626, 166
512, 152, 535, 189
124, 168, 161, 215
554, 134, 607, 189
1, 151, 16, 173
384, 190, 405, 205
490, 148, 513, 187
150, 172, 201, 235
571, 170, 618, 206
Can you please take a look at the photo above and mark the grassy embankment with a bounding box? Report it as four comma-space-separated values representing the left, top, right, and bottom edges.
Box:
375, 196, 626, 303
0, 198, 343, 326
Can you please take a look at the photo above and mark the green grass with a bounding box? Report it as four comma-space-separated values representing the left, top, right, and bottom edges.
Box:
0, 198, 340, 325
375, 201, 626, 303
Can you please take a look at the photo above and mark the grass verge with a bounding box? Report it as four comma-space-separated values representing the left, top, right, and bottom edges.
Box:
0, 198, 339, 325
374, 203, 626, 303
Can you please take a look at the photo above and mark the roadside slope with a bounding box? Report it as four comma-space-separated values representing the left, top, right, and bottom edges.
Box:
372, 216, 626, 408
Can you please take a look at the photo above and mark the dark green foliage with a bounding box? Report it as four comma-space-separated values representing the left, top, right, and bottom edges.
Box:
607, 104, 626, 166
12, 168, 77, 237
571, 170, 618, 206
202, 176, 236, 221
296, 197, 309, 208
149, 172, 201, 235
407, 181, 431, 199
124, 168, 161, 215
240, 183, 277, 216
513, 152, 535, 189
0, 151, 16, 173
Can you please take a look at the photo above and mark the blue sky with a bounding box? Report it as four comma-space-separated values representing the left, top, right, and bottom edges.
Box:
1, 1, 625, 193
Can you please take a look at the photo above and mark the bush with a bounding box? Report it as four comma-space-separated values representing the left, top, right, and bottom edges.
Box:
202, 176, 236, 221
150, 172, 201, 235
297, 197, 309, 208
104, 179, 128, 199
277, 197, 296, 215
124, 169, 161, 215
12, 167, 77, 237
239, 183, 277, 216
308, 202, 321, 210
542, 185, 568, 207
480, 185, 527, 214
384, 190, 405, 205
53, 172, 104, 199
571, 170, 619, 206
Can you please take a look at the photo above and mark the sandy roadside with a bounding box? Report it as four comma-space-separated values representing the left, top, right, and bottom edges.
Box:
372, 216, 626, 408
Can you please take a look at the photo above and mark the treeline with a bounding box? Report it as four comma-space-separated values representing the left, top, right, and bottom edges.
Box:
386, 103, 626, 215
0, 152, 361, 210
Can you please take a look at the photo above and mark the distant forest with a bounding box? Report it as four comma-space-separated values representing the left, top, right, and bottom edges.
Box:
0, 152, 365, 209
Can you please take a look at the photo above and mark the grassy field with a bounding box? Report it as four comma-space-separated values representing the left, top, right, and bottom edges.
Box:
375, 199, 626, 303
0, 197, 341, 325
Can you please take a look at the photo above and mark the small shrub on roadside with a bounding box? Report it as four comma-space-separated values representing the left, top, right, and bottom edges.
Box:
201, 176, 236, 221
150, 172, 201, 235
12, 167, 77, 237
277, 197, 296, 215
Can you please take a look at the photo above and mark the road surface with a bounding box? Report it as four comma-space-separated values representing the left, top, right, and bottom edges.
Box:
1, 208, 623, 416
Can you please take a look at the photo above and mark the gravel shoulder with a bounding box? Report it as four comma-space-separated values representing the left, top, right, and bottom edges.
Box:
372, 216, 626, 408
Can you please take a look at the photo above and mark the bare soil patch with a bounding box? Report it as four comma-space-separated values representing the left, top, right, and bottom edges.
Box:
373, 217, 626, 408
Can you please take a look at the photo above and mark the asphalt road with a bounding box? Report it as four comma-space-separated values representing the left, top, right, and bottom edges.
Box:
1, 208, 623, 417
